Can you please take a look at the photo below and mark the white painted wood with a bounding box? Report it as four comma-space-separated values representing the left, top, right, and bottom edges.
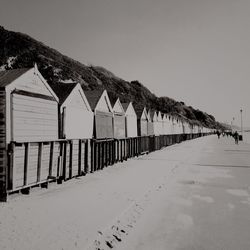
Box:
95, 90, 113, 113
6, 66, 58, 102
61, 84, 91, 111
60, 84, 93, 139
63, 106, 93, 139
126, 115, 137, 137
113, 98, 125, 114
113, 99, 126, 138
95, 110, 113, 139
123, 102, 137, 137
171, 117, 177, 134
12, 94, 58, 142
5, 66, 59, 143
157, 111, 164, 135
141, 107, 148, 121
114, 115, 126, 138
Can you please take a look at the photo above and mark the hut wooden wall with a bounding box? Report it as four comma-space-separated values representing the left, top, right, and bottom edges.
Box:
147, 121, 154, 136
12, 142, 61, 190
113, 115, 126, 138
11, 93, 58, 142
95, 111, 113, 139
140, 119, 148, 136
63, 106, 93, 139
60, 85, 93, 139
125, 115, 137, 137
0, 90, 7, 201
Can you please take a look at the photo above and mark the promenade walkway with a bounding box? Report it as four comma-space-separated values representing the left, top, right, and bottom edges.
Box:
1, 135, 250, 250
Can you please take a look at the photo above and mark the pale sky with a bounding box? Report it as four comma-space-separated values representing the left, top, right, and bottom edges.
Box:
1, 0, 250, 127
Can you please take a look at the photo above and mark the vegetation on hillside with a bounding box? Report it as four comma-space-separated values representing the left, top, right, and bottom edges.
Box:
0, 26, 223, 129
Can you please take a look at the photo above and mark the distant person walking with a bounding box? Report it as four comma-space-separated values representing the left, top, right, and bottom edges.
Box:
216, 130, 221, 139
234, 131, 239, 144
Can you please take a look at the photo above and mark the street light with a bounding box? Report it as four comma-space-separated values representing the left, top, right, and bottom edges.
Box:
231, 117, 235, 132
240, 109, 243, 140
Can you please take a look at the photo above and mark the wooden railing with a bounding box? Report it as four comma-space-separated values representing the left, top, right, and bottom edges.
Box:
4, 132, 211, 198
7, 139, 89, 194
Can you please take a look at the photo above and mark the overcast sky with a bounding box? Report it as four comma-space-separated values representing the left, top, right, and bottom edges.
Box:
1, 0, 250, 127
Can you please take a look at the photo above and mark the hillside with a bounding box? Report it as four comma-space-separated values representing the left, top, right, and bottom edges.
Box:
0, 26, 221, 128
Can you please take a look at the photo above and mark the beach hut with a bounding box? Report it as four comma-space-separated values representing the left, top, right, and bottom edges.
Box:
134, 105, 148, 136
176, 118, 184, 134
164, 114, 172, 135
85, 89, 113, 139
162, 113, 167, 135
112, 98, 126, 139
122, 102, 137, 137
51, 83, 93, 139
147, 109, 157, 136
157, 111, 163, 135
0, 65, 59, 143
171, 116, 177, 134
51, 82, 93, 178
0, 65, 59, 195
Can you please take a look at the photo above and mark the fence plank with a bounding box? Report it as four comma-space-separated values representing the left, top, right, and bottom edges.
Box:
37, 142, 42, 182
84, 140, 88, 173
23, 143, 29, 186
48, 141, 54, 178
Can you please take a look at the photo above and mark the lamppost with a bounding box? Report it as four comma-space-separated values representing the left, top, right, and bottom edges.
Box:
231, 117, 235, 132
240, 109, 243, 140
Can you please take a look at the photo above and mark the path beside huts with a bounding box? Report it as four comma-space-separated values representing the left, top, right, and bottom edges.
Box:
1, 135, 250, 250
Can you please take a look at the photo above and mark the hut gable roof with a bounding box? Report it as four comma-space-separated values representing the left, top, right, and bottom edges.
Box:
134, 105, 148, 120
52, 83, 92, 111
0, 68, 30, 88
0, 65, 58, 101
121, 102, 130, 112
148, 109, 157, 121
85, 89, 104, 110
51, 82, 77, 105
113, 98, 125, 114
85, 89, 112, 112
122, 102, 137, 117
134, 105, 144, 118
157, 111, 163, 121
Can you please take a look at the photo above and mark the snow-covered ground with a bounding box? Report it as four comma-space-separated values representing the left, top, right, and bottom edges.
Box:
1, 135, 250, 250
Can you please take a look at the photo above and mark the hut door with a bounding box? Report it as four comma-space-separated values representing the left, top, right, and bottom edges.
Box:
11, 92, 58, 142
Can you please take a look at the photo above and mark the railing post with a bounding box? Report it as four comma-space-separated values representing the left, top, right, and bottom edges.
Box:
84, 140, 89, 174
57, 141, 64, 184
37, 142, 42, 182
109, 141, 111, 165
94, 141, 97, 171
90, 139, 94, 173
78, 140, 82, 176
113, 140, 115, 163
101, 141, 105, 169
69, 141, 73, 179
7, 142, 15, 192
23, 142, 29, 186
111, 140, 114, 165
105, 140, 108, 167
62, 141, 67, 180
120, 139, 123, 162
48, 141, 54, 178
96, 142, 99, 170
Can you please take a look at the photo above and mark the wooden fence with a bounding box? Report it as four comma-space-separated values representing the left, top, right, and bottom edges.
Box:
2, 133, 210, 199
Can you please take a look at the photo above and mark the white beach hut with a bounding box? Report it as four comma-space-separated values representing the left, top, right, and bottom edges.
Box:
85, 89, 113, 139
134, 106, 148, 136
122, 102, 137, 137
52, 83, 93, 139
112, 98, 126, 139
0, 65, 59, 193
